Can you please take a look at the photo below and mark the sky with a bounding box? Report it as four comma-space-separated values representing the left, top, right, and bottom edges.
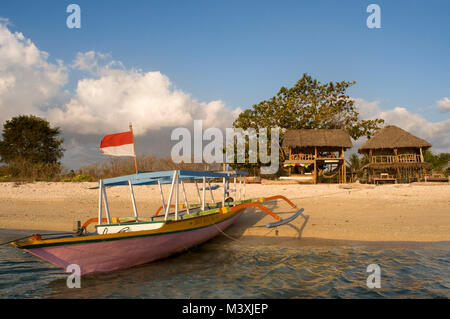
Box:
0, 0, 449, 169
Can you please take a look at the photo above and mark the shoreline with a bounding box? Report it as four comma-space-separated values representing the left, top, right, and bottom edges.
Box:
1, 228, 449, 250
0, 181, 449, 243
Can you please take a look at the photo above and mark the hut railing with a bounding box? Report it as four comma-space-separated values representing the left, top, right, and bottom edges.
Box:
370, 154, 422, 163
289, 153, 315, 160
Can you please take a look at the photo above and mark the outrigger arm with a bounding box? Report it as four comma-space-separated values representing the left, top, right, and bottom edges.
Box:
222, 195, 304, 228
154, 194, 304, 228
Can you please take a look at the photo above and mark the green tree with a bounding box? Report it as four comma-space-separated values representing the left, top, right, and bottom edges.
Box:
233, 74, 384, 139
349, 153, 361, 171
231, 74, 384, 175
0, 115, 64, 177
423, 150, 450, 172
360, 154, 370, 166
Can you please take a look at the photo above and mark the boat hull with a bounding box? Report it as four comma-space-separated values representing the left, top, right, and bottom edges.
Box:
24, 210, 243, 275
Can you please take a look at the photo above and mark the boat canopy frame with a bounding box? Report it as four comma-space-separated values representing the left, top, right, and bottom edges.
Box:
97, 169, 249, 226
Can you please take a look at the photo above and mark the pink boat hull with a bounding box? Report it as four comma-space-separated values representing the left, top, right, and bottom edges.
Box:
26, 211, 244, 275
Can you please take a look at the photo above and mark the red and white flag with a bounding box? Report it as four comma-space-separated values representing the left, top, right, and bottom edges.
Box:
100, 131, 135, 157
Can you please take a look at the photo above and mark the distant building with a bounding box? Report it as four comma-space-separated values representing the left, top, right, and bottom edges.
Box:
358, 125, 432, 183
282, 129, 352, 184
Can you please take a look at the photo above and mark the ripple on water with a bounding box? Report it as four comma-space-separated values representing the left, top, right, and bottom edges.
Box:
0, 232, 449, 298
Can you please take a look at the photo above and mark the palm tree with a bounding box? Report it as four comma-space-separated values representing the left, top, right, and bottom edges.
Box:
350, 154, 360, 171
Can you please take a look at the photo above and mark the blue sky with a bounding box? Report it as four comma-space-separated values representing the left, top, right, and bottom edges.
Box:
2, 0, 448, 114
0, 0, 449, 168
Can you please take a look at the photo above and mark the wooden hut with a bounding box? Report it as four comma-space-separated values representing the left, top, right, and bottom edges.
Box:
282, 129, 352, 184
358, 125, 432, 183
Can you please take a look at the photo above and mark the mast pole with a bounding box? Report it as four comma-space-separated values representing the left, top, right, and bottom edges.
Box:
202, 177, 206, 211
98, 180, 103, 225
129, 123, 138, 174
175, 171, 179, 221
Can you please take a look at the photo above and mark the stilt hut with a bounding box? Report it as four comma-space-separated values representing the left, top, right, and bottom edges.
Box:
358, 125, 432, 183
281, 129, 352, 184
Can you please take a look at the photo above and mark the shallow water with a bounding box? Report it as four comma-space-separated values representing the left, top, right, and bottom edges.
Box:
0, 229, 449, 298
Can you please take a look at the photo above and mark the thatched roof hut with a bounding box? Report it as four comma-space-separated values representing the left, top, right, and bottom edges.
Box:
282, 129, 352, 184
283, 129, 352, 150
358, 125, 433, 182
358, 125, 431, 154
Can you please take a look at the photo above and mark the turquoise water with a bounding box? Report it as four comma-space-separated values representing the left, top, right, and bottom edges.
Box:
0, 229, 449, 298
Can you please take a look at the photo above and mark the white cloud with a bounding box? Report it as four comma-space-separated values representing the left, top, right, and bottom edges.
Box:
437, 97, 450, 112
353, 98, 380, 119
0, 20, 242, 168
354, 98, 450, 153
48, 67, 239, 135
0, 20, 238, 136
72, 51, 124, 75
0, 19, 68, 124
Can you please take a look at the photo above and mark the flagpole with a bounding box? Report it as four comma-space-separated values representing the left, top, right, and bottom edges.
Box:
129, 123, 138, 174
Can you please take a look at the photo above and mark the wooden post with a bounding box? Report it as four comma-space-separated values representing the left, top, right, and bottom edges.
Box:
419, 147, 424, 162
314, 146, 317, 184
343, 163, 346, 184
342, 148, 346, 184
129, 123, 138, 174
394, 148, 400, 181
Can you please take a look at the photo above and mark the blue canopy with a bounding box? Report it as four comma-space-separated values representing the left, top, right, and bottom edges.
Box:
102, 169, 248, 187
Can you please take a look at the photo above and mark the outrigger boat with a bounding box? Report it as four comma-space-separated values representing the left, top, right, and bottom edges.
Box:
12, 169, 304, 275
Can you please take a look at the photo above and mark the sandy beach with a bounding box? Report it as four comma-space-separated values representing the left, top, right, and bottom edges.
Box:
0, 181, 449, 242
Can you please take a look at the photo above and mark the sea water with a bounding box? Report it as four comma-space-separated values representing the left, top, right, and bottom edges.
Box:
0, 229, 448, 298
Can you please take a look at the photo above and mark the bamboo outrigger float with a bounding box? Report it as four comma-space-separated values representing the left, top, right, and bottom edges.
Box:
12, 169, 304, 275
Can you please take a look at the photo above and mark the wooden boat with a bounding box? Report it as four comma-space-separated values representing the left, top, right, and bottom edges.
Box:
12, 170, 304, 275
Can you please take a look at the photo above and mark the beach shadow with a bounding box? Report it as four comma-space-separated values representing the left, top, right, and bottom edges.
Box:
224, 199, 310, 240
284, 213, 310, 238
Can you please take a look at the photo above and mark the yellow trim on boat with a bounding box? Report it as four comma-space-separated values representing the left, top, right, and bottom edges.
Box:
12, 207, 244, 249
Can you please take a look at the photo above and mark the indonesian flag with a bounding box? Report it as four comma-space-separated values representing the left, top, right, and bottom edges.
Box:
100, 131, 135, 157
